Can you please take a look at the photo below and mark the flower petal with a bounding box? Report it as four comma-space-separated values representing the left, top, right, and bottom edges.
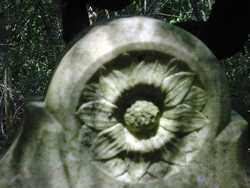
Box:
124, 127, 175, 153
160, 104, 209, 133
76, 99, 118, 130
160, 141, 178, 162
98, 70, 129, 102
130, 62, 170, 87
160, 137, 187, 165
162, 72, 195, 107
183, 86, 207, 111
94, 123, 125, 160
127, 155, 150, 181
164, 58, 180, 77
81, 83, 101, 101
162, 104, 193, 119
162, 132, 200, 164
161, 145, 187, 165
104, 158, 128, 177
110, 70, 130, 92
161, 132, 200, 164
147, 161, 169, 178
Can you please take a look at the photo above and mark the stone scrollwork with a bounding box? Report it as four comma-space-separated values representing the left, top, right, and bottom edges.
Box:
76, 53, 208, 182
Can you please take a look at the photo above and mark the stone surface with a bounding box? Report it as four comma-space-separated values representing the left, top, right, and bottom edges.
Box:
0, 17, 249, 188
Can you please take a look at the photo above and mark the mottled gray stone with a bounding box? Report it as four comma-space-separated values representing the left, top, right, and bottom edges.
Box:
0, 17, 248, 188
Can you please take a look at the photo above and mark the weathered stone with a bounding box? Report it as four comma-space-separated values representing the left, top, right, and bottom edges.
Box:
0, 17, 248, 188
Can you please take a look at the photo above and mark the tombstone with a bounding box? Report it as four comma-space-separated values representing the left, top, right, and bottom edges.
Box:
0, 17, 249, 188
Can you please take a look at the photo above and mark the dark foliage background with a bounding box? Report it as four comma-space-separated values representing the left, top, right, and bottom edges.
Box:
0, 0, 249, 156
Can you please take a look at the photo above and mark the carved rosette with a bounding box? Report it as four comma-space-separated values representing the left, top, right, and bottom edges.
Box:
44, 17, 230, 186
76, 53, 208, 183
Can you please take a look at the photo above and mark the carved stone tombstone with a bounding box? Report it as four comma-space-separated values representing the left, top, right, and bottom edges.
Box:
0, 17, 249, 188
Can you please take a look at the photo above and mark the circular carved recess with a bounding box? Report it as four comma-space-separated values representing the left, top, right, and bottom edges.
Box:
76, 51, 209, 183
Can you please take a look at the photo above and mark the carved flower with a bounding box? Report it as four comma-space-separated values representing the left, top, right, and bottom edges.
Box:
77, 59, 208, 182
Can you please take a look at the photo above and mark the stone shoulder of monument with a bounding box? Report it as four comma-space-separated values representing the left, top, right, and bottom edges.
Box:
0, 17, 249, 188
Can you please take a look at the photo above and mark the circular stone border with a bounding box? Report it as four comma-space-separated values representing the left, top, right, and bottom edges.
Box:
45, 16, 230, 182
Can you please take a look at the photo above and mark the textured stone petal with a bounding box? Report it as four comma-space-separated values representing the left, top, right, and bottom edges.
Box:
160, 117, 180, 133
76, 99, 118, 130
183, 86, 207, 111
164, 58, 180, 77
160, 116, 208, 133
81, 84, 100, 101
109, 70, 129, 92
104, 158, 128, 177
124, 127, 175, 153
147, 161, 169, 178
161, 146, 187, 165
162, 132, 200, 164
162, 72, 195, 107
162, 104, 193, 119
98, 70, 129, 102
130, 61, 146, 84
157, 132, 200, 167
127, 156, 150, 181
160, 138, 187, 165
130, 62, 170, 87
161, 142, 178, 163
160, 105, 209, 133
94, 124, 125, 160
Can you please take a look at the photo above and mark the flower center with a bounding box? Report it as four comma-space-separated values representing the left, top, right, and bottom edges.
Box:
124, 100, 159, 138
